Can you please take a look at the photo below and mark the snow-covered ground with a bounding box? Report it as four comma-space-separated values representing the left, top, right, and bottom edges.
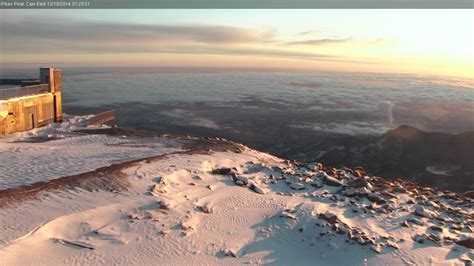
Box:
0, 118, 473, 265
0, 115, 181, 189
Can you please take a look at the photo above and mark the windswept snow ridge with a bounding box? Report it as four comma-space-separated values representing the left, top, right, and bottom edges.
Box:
0, 124, 473, 265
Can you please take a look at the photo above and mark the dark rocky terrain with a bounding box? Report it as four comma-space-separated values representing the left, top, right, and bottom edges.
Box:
63, 106, 474, 194
317, 125, 474, 194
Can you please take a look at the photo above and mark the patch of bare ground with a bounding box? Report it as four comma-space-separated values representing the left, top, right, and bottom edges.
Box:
0, 127, 245, 206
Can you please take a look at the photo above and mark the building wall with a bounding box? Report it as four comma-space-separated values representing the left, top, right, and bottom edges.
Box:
0, 92, 60, 137
0, 68, 62, 137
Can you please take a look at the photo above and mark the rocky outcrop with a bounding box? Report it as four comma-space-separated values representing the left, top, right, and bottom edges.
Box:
456, 238, 474, 249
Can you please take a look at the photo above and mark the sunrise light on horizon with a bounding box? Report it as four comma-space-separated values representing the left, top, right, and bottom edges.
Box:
1, 9, 473, 78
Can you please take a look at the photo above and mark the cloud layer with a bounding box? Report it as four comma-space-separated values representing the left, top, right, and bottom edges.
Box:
2, 20, 269, 44
284, 38, 350, 46
0, 15, 388, 67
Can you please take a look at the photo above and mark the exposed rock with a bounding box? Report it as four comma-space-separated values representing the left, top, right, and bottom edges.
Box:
280, 210, 297, 219
211, 167, 233, 175
386, 240, 399, 250
356, 236, 368, 245
463, 190, 474, 199
355, 187, 370, 197
429, 225, 443, 232
407, 218, 424, 226
353, 168, 366, 178
310, 179, 324, 188
159, 230, 170, 236
289, 182, 306, 190
381, 191, 398, 199
414, 205, 434, 218
181, 221, 194, 231
428, 234, 441, 242
347, 178, 370, 189
324, 176, 343, 187
192, 175, 202, 180
314, 171, 328, 179
333, 223, 348, 235
413, 234, 428, 244
343, 189, 357, 197
406, 199, 415, 204
456, 238, 474, 249
371, 244, 382, 253
222, 248, 238, 257
234, 176, 249, 186
450, 224, 463, 231
319, 212, 338, 224
393, 187, 407, 194
249, 182, 266, 194
152, 184, 167, 194
158, 200, 170, 210
366, 193, 387, 204
198, 204, 212, 213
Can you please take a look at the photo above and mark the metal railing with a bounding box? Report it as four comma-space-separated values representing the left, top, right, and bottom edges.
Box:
0, 84, 50, 101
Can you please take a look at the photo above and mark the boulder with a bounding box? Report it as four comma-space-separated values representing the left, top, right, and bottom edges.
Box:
429, 225, 443, 232
151, 184, 167, 194
356, 187, 371, 197
356, 236, 368, 245
347, 178, 370, 188
289, 182, 306, 190
249, 182, 266, 194
319, 212, 338, 224
366, 193, 388, 204
333, 223, 348, 235
413, 205, 434, 218
198, 204, 212, 214
158, 200, 170, 210
211, 167, 233, 175
413, 234, 428, 244
324, 176, 343, 187
234, 176, 249, 186
354, 169, 366, 178
370, 244, 382, 253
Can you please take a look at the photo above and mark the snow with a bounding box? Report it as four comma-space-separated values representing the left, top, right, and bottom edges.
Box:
425, 165, 458, 176
0, 115, 182, 189
0, 122, 473, 265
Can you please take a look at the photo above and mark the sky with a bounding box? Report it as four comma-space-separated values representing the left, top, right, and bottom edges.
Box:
0, 9, 473, 78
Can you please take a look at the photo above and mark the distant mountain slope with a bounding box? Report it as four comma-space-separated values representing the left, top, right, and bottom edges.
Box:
377, 125, 474, 170
318, 125, 474, 193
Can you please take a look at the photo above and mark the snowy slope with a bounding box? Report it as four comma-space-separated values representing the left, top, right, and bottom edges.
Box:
0, 121, 473, 265
0, 115, 182, 189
